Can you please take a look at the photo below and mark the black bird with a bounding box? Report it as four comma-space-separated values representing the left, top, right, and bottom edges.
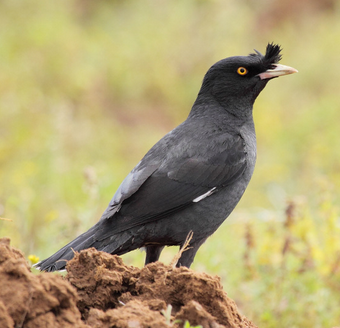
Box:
37, 43, 297, 272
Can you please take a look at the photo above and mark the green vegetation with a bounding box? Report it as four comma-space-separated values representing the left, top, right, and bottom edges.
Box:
1, 1, 340, 327
183, 321, 202, 328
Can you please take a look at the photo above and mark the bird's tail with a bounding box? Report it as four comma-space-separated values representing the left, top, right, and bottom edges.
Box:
34, 222, 102, 272
35, 215, 147, 272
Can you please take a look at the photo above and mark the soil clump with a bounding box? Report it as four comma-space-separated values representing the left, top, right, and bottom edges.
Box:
0, 238, 257, 328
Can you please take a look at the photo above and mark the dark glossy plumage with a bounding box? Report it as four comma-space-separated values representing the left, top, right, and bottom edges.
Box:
37, 43, 297, 272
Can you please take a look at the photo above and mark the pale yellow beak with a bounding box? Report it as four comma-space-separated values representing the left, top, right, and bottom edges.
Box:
258, 64, 298, 80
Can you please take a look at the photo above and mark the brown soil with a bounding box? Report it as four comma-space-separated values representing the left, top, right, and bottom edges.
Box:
0, 237, 258, 328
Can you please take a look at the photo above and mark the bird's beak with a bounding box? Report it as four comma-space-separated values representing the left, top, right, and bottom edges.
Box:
258, 64, 298, 80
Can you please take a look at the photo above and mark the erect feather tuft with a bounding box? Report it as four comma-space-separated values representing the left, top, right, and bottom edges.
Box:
264, 42, 282, 64
249, 42, 282, 67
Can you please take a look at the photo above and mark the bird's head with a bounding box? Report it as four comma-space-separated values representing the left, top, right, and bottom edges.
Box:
196, 43, 298, 118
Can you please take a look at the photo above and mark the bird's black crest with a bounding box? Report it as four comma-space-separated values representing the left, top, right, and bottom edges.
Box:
264, 43, 282, 64
250, 42, 282, 66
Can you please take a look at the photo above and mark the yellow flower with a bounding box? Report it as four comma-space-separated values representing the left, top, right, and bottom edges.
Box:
28, 255, 40, 265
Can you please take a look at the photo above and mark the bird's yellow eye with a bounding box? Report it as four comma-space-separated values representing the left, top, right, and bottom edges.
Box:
237, 67, 248, 76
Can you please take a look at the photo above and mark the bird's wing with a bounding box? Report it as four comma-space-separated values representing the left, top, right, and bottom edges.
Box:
96, 131, 247, 238
99, 162, 160, 220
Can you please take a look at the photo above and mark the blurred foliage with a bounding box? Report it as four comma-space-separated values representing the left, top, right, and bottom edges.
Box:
197, 197, 340, 328
1, 0, 340, 327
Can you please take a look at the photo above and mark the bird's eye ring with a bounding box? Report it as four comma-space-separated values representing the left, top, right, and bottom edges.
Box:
237, 67, 248, 76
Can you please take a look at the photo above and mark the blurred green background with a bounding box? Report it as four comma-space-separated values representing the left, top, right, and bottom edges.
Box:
1, 0, 340, 327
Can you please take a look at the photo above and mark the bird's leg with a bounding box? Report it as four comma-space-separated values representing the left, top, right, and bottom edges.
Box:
145, 245, 165, 265
176, 237, 207, 268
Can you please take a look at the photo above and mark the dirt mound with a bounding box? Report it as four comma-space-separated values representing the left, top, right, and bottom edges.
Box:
0, 237, 88, 328
0, 238, 258, 328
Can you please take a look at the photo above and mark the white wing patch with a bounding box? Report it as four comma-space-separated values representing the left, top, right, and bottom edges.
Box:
192, 187, 217, 203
